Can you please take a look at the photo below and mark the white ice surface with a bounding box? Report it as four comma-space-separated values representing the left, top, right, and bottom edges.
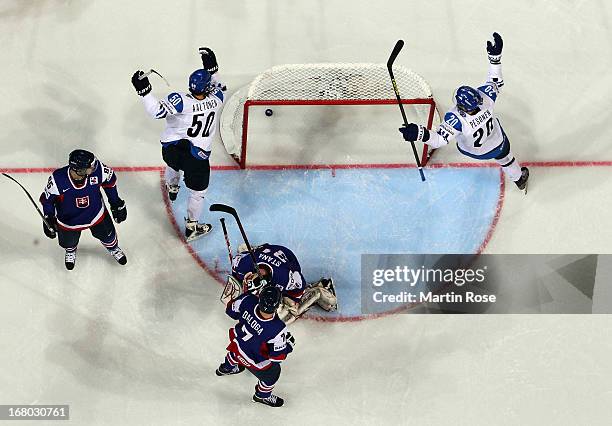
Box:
1, 1, 612, 424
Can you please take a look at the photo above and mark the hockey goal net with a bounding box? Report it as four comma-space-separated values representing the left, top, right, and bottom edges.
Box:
220, 63, 440, 169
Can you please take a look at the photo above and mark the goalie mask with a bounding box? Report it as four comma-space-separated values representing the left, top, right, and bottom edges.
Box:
243, 263, 273, 295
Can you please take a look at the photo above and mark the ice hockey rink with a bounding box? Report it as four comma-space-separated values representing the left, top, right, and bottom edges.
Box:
1, 0, 612, 424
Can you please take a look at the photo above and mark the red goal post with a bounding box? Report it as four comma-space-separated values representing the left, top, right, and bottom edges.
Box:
220, 63, 440, 169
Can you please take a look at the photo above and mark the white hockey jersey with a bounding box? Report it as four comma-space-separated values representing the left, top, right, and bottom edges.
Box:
426, 64, 508, 159
142, 75, 225, 157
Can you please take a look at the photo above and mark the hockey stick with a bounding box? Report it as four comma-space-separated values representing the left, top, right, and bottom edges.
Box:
219, 217, 234, 267
218, 217, 239, 304
139, 69, 170, 87
209, 203, 262, 277
2, 173, 55, 231
387, 40, 426, 182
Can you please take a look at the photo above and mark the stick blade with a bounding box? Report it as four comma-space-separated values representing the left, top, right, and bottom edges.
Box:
387, 40, 404, 68
210, 203, 236, 215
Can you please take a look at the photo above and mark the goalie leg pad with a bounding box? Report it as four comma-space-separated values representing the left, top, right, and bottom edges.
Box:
296, 288, 321, 316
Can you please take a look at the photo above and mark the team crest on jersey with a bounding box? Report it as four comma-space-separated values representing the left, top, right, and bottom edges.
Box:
89, 176, 98, 185
75, 196, 90, 208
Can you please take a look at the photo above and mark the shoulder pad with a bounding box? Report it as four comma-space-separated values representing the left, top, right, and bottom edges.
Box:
166, 92, 184, 113
478, 84, 498, 102
443, 112, 462, 131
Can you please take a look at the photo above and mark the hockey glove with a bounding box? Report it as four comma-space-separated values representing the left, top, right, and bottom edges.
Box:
199, 47, 219, 74
131, 70, 152, 96
399, 123, 430, 143
43, 215, 57, 239
486, 32, 503, 64
286, 332, 296, 351
110, 199, 127, 223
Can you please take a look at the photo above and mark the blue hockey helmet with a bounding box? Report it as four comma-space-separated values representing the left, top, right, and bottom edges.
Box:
455, 86, 483, 112
258, 285, 282, 314
68, 149, 97, 177
188, 69, 212, 96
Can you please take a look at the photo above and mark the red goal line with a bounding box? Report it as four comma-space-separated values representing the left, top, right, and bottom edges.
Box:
1, 160, 612, 174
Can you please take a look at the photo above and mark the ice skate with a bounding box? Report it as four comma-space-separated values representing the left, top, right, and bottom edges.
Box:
215, 363, 244, 376
185, 219, 212, 242
166, 183, 180, 202
311, 277, 338, 311
514, 167, 529, 193
109, 246, 127, 265
64, 249, 77, 270
252, 394, 284, 408
320, 278, 336, 296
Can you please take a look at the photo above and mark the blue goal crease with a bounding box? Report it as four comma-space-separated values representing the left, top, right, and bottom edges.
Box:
168, 167, 501, 318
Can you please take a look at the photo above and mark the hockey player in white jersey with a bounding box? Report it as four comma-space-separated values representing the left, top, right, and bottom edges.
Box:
131, 48, 226, 241
399, 33, 529, 191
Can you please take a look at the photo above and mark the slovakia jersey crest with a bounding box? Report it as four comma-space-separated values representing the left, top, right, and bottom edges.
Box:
75, 196, 90, 208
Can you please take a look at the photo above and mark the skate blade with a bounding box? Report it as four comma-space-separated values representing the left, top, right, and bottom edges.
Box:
185, 229, 212, 243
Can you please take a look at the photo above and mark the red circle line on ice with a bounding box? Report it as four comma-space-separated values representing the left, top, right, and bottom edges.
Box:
159, 163, 505, 323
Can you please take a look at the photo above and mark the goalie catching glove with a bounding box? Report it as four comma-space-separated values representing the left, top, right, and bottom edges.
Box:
399, 123, 430, 143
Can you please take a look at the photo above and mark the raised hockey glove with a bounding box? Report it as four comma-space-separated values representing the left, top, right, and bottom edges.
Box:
399, 123, 430, 143
131, 70, 152, 96
486, 32, 503, 64
110, 199, 127, 223
43, 215, 57, 239
199, 47, 219, 74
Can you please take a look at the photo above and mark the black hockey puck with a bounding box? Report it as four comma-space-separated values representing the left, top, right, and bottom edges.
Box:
265, 109, 273, 117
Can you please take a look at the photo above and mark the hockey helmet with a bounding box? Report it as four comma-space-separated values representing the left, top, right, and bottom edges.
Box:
258, 285, 282, 315
68, 149, 97, 177
455, 86, 483, 113
188, 69, 212, 96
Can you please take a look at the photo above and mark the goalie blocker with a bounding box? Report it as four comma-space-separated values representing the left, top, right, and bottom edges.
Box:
221, 243, 338, 323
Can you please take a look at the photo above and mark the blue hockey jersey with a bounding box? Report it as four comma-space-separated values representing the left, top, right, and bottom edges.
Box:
39, 162, 121, 231
225, 292, 292, 370
232, 244, 306, 300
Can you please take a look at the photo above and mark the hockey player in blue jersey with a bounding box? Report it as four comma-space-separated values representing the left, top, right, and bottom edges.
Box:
399, 33, 529, 192
131, 47, 226, 242
39, 149, 127, 270
216, 285, 293, 407
224, 243, 337, 324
